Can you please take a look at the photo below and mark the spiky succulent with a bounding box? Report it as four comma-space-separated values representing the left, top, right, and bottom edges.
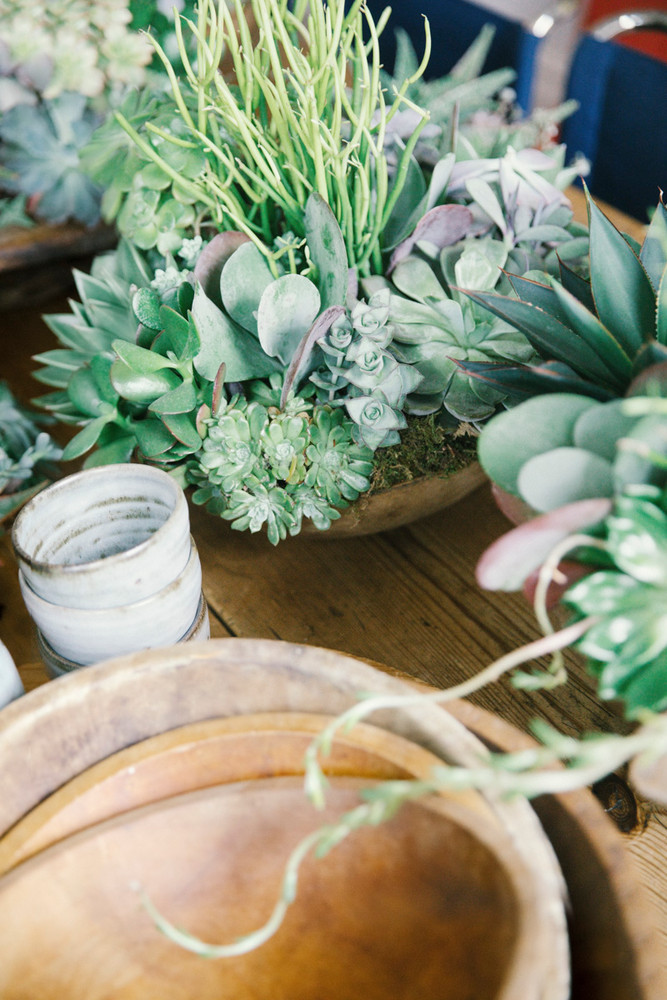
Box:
459, 191, 667, 401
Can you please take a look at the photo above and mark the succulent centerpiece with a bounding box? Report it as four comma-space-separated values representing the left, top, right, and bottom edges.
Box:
34, 0, 589, 542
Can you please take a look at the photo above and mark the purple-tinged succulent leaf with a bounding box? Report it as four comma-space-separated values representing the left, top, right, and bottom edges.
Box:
193, 231, 250, 307
212, 362, 226, 418
475, 497, 612, 592
388, 204, 473, 273
280, 305, 345, 409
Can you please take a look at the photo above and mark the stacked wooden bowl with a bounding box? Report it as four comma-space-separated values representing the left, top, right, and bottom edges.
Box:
0, 640, 662, 999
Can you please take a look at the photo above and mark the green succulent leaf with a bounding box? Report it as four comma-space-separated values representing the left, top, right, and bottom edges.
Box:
477, 393, 598, 494
606, 496, 667, 585
304, 193, 348, 310
110, 361, 181, 404
256, 276, 322, 365
220, 243, 275, 334
158, 307, 200, 360
134, 417, 179, 458
191, 284, 280, 382
517, 447, 614, 513
463, 289, 626, 391
639, 197, 667, 292
133, 288, 163, 330
587, 193, 656, 355
61, 413, 114, 462
67, 368, 109, 417
83, 435, 137, 467
112, 340, 179, 375
573, 400, 638, 462
149, 380, 198, 415
162, 412, 202, 451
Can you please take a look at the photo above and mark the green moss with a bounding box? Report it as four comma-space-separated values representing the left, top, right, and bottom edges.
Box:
368, 416, 479, 494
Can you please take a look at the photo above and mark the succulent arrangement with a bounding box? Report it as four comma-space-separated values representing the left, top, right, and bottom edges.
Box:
0, 0, 194, 227
35, 0, 590, 542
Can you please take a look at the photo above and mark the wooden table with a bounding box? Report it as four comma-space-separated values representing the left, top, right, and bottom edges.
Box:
0, 190, 665, 976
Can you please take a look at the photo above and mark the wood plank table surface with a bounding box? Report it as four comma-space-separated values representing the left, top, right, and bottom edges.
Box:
0, 188, 665, 977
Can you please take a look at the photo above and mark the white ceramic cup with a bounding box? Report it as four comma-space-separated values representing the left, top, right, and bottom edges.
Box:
12, 464, 207, 670
12, 464, 191, 609
17, 538, 204, 665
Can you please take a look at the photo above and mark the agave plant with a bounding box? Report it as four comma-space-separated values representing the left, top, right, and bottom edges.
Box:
458, 190, 667, 401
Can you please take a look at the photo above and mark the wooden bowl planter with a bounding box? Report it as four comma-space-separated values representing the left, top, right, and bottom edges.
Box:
302, 461, 486, 538
0, 639, 662, 998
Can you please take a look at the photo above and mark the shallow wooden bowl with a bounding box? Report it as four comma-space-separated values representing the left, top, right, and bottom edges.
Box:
0, 774, 547, 1000
301, 462, 486, 537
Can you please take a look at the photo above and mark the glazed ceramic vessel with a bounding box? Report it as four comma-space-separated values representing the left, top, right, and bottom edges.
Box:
12, 464, 191, 609
11, 464, 207, 670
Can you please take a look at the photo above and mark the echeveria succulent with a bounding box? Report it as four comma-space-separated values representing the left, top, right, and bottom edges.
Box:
0, 93, 104, 225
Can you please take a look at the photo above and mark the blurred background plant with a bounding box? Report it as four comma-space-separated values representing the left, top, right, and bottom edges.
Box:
0, 0, 196, 227
0, 382, 61, 526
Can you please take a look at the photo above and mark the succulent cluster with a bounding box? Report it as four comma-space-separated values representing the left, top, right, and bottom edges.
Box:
0, 0, 194, 226
473, 199, 667, 715
475, 195, 667, 512
34, 0, 595, 542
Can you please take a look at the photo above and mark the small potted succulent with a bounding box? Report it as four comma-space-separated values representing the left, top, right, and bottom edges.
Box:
34, 0, 588, 543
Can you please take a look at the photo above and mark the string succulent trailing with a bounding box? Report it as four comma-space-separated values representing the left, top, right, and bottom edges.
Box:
36, 0, 590, 543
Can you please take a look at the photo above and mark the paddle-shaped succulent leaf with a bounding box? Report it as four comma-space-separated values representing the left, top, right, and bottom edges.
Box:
477, 385, 667, 514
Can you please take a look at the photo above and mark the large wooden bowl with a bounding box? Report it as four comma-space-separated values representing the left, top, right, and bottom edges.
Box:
0, 711, 496, 875
0, 638, 662, 998
0, 775, 547, 1000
